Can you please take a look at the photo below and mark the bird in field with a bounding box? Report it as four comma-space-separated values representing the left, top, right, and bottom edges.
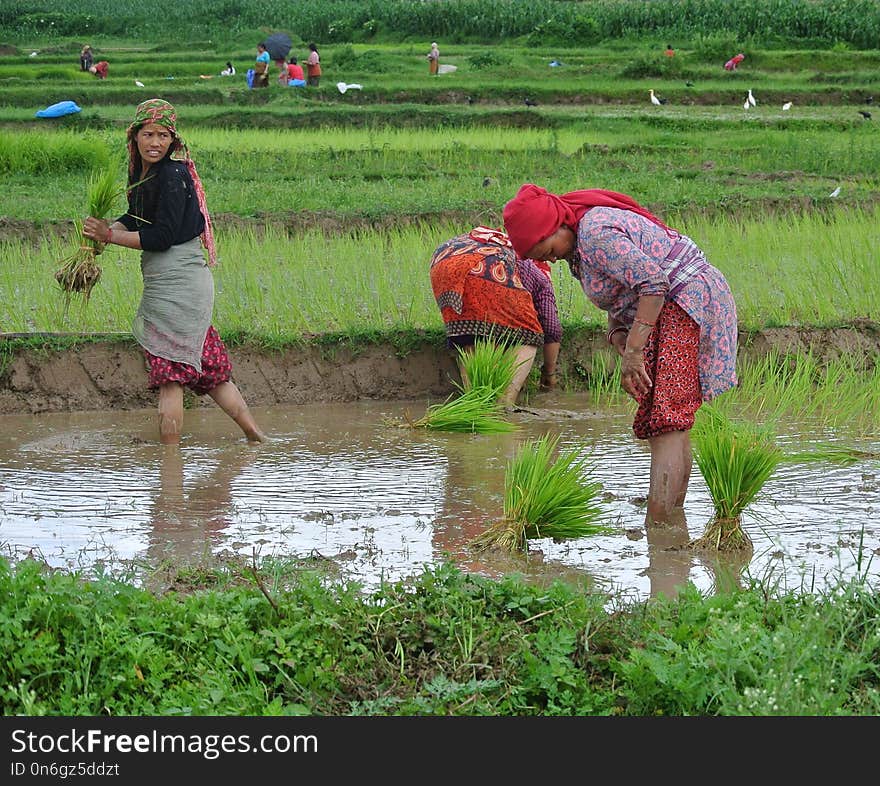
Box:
685, 81, 694, 87
747, 88, 756, 107
524, 97, 538, 107
829, 186, 841, 198
782, 101, 793, 111
135, 80, 145, 87
743, 97, 751, 110
466, 95, 474, 105
859, 110, 872, 119
866, 95, 874, 104
649, 89, 666, 105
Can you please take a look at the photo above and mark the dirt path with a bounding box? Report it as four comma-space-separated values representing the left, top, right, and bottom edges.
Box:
2, 321, 878, 415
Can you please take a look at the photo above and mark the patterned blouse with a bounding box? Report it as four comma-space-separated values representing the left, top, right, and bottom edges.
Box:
571, 207, 738, 400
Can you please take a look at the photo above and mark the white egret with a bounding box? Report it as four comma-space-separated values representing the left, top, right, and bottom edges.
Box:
782, 101, 793, 111
747, 89, 756, 107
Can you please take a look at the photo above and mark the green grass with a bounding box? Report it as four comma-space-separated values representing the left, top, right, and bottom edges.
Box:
2, 554, 878, 716
3, 208, 878, 336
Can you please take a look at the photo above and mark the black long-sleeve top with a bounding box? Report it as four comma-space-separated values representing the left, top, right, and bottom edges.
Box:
116, 156, 205, 252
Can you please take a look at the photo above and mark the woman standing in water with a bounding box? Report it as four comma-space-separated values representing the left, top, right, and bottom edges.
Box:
83, 98, 265, 445
503, 183, 737, 524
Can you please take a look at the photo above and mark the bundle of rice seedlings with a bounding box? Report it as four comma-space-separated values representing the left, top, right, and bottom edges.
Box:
456, 338, 518, 399
781, 444, 879, 465
54, 165, 125, 305
689, 404, 783, 552
406, 385, 516, 433
395, 339, 521, 433
469, 433, 609, 553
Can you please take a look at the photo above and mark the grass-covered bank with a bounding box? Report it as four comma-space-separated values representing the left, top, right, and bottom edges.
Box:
2, 555, 878, 716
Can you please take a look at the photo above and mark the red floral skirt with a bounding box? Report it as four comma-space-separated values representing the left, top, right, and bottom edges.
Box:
632, 302, 702, 439
144, 325, 232, 395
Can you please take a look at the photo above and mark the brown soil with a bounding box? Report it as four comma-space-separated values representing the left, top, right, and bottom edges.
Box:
2, 320, 878, 415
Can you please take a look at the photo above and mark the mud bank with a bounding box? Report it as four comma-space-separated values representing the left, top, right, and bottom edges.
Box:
1, 321, 879, 415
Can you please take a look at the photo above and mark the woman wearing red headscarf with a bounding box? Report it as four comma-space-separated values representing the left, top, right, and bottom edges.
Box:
82, 98, 265, 445
503, 184, 738, 524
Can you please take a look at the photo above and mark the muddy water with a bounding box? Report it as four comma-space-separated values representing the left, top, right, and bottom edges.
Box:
1, 395, 877, 602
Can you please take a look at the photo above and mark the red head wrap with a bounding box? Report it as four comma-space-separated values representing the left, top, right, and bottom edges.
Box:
502, 183, 671, 258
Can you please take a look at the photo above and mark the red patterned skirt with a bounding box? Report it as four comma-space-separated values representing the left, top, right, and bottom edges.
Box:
144, 325, 232, 395
632, 302, 702, 439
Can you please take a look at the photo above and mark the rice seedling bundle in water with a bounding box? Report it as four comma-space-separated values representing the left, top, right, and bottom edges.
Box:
456, 338, 517, 399
470, 433, 609, 553
55, 165, 125, 305
400, 339, 519, 433
406, 386, 516, 433
689, 404, 782, 552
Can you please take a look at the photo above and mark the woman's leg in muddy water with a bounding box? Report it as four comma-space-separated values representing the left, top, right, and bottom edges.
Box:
675, 432, 693, 507
207, 381, 266, 442
157, 383, 184, 445
646, 430, 692, 524
499, 345, 538, 407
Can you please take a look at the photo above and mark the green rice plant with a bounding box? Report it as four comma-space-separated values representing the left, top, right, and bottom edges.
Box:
455, 338, 517, 398
396, 339, 521, 433
781, 444, 879, 465
470, 433, 608, 553
54, 164, 126, 307
689, 404, 783, 552
405, 386, 516, 433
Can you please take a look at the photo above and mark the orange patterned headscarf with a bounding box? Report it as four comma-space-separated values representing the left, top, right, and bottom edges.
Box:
126, 98, 217, 266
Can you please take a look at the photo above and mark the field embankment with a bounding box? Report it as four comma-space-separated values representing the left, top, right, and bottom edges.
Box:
2, 320, 878, 415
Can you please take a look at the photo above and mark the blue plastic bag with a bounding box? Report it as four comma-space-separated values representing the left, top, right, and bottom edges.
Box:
35, 100, 81, 118
246, 68, 255, 89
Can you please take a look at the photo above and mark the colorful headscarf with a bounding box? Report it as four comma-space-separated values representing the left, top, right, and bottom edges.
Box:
502, 183, 671, 259
126, 98, 217, 266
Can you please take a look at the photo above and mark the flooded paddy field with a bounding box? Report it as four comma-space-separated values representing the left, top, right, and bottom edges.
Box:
1, 395, 877, 602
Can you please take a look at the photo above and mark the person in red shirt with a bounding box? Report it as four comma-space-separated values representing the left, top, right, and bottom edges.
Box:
89, 60, 109, 79
285, 56, 306, 87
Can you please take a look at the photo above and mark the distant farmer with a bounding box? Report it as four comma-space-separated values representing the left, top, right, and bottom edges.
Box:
80, 45, 93, 71
724, 53, 745, 71
427, 42, 440, 75
253, 43, 270, 88
89, 60, 109, 79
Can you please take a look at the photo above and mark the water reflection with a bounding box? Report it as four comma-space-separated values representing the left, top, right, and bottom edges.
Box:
0, 397, 877, 601
147, 444, 257, 565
